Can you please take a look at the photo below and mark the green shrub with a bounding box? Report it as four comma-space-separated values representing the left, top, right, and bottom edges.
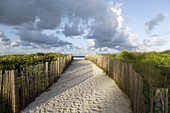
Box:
101, 50, 170, 87
160, 50, 170, 55
101, 50, 170, 112
0, 53, 66, 70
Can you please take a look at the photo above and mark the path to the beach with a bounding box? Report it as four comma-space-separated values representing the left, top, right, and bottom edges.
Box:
21, 58, 132, 113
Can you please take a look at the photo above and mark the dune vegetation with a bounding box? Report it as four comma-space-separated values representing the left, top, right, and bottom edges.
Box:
102, 50, 170, 87
0, 53, 67, 70
0, 52, 68, 113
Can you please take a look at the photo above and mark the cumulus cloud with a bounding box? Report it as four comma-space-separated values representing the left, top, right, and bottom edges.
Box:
65, 0, 107, 21
77, 1, 139, 50
144, 36, 165, 47
87, 39, 95, 50
17, 25, 72, 47
0, 0, 63, 29
0, 0, 140, 52
145, 13, 168, 35
142, 13, 168, 51
99, 47, 108, 52
0, 29, 11, 45
87, 25, 139, 50
138, 36, 166, 51
10, 40, 31, 47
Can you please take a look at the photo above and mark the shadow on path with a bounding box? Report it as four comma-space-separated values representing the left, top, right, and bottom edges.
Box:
22, 59, 132, 113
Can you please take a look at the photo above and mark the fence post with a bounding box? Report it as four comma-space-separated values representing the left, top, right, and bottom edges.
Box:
11, 70, 19, 113
45, 62, 49, 87
0, 70, 2, 95
58, 58, 61, 76
150, 85, 154, 113
164, 88, 168, 113
108, 57, 109, 76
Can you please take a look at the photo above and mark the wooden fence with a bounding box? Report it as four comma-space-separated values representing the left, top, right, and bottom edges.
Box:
85, 54, 169, 113
0, 54, 73, 113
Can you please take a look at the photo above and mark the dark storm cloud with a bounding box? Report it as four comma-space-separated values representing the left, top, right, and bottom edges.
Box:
0, 0, 63, 29
65, 0, 107, 20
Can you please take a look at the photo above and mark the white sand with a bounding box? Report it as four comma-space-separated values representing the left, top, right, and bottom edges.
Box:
21, 59, 132, 113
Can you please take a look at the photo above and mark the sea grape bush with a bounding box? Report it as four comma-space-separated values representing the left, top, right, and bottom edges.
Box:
102, 50, 170, 87
0, 52, 68, 112
0, 52, 66, 70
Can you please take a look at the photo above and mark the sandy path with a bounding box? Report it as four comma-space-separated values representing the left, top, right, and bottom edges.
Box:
21, 59, 132, 113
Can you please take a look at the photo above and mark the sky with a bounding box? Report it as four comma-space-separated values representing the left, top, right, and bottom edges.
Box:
0, 0, 170, 56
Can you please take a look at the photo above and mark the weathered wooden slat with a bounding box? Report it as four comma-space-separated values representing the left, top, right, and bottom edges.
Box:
39, 65, 42, 93
33, 67, 36, 97
150, 85, 154, 113
2, 71, 7, 104
0, 70, 2, 95
55, 61, 57, 80
136, 74, 140, 113
32, 66, 36, 99
62, 58, 64, 73
8, 70, 12, 111
121, 62, 125, 91
27, 68, 30, 105
124, 63, 130, 96
37, 65, 40, 95
107, 57, 110, 76
113, 59, 116, 80
164, 88, 168, 113
138, 76, 142, 113
50, 63, 52, 85
52, 62, 55, 83
11, 70, 19, 113
141, 78, 145, 113
6, 71, 9, 107
115, 59, 118, 84
60, 58, 62, 75
129, 64, 133, 100
50, 63, 52, 84
25, 68, 28, 106
21, 69, 25, 109
55, 60, 58, 80
42, 64, 45, 91
40, 64, 42, 93
45, 62, 49, 88
85, 54, 156, 113
0, 55, 73, 113
34, 66, 38, 97
56, 58, 60, 78
48, 63, 50, 85
30, 67, 34, 102
133, 72, 137, 113
42, 64, 45, 92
